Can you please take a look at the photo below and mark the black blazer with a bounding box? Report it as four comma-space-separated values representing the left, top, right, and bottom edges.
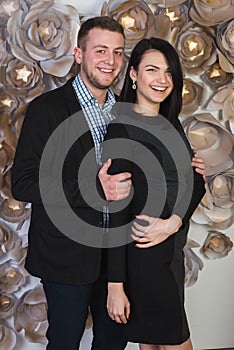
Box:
11, 78, 107, 284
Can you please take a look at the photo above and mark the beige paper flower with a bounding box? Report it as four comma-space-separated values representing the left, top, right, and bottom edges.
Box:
102, 0, 156, 52
183, 113, 234, 176
147, 0, 187, 6
0, 0, 24, 25
206, 86, 234, 133
172, 21, 217, 74
10, 103, 28, 138
14, 284, 48, 345
0, 141, 15, 192
201, 230, 233, 259
0, 259, 27, 293
0, 293, 17, 319
193, 170, 234, 230
156, 4, 189, 30
0, 221, 15, 257
0, 56, 45, 102
112, 54, 128, 95
216, 19, 234, 73
201, 62, 233, 89
0, 34, 7, 65
0, 169, 12, 200
184, 239, 204, 288
181, 78, 205, 116
207, 170, 234, 209
0, 91, 20, 115
189, 0, 234, 27
48, 60, 78, 89
0, 113, 18, 150
7, 0, 80, 77
0, 197, 31, 230
193, 201, 234, 229
0, 323, 17, 350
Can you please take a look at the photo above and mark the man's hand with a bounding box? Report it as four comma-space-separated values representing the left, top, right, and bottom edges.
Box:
107, 282, 130, 324
98, 159, 132, 201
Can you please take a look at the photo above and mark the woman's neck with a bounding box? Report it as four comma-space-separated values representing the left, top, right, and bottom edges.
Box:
134, 104, 159, 117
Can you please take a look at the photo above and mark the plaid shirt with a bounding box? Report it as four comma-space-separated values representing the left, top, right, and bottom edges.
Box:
72, 74, 115, 165
72, 74, 116, 228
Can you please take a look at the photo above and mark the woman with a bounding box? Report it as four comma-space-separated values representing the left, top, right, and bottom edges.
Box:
102, 37, 206, 350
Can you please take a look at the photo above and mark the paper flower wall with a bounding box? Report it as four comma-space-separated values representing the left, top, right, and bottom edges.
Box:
0, 0, 233, 346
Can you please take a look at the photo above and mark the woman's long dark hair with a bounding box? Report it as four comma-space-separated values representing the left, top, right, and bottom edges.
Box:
119, 38, 183, 126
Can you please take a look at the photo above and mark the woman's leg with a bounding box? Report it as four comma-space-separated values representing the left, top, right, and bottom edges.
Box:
139, 344, 160, 350
139, 338, 192, 350
160, 338, 193, 350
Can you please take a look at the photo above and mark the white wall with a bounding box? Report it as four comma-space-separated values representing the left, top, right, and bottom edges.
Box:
185, 222, 234, 349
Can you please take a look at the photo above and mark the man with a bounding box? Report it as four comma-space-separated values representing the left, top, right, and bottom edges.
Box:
12, 16, 205, 350
12, 16, 130, 350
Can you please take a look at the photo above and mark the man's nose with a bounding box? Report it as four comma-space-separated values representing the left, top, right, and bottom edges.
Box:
104, 51, 115, 65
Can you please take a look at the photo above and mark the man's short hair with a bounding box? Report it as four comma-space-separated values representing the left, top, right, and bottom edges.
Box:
78, 16, 125, 50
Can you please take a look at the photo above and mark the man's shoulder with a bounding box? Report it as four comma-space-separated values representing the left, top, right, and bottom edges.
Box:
30, 78, 75, 107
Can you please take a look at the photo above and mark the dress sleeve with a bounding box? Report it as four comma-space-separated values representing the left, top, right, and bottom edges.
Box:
171, 120, 206, 225
101, 122, 134, 282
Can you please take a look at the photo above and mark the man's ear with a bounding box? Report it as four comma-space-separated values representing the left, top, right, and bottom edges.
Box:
129, 66, 137, 81
74, 47, 82, 64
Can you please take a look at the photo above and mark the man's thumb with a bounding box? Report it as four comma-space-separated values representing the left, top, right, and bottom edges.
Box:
100, 158, 112, 173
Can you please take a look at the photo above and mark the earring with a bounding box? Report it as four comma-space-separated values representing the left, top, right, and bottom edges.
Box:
132, 80, 137, 90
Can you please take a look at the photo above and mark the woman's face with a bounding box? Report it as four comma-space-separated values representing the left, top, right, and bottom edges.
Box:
130, 49, 174, 113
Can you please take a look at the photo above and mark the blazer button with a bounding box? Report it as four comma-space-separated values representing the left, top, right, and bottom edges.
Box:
97, 221, 103, 228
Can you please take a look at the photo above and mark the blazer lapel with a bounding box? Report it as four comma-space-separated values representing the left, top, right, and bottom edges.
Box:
63, 78, 94, 157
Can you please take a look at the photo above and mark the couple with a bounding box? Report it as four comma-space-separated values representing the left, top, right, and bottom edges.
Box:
11, 16, 205, 350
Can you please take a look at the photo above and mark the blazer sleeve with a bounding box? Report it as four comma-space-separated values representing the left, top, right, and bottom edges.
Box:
11, 92, 104, 212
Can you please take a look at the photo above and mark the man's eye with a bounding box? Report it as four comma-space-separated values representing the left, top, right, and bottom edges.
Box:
114, 51, 123, 56
97, 50, 105, 54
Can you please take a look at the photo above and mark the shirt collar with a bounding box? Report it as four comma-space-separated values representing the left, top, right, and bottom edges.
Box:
73, 74, 116, 109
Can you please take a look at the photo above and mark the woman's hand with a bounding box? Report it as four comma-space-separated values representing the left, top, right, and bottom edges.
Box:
192, 152, 206, 180
132, 214, 182, 248
107, 283, 130, 324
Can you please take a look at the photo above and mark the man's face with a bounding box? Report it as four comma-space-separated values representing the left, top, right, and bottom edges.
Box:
74, 28, 125, 93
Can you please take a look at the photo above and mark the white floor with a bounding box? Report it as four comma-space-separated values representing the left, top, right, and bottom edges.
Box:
13, 328, 138, 349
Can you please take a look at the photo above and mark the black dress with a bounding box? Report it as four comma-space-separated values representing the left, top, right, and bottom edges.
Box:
104, 107, 205, 345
